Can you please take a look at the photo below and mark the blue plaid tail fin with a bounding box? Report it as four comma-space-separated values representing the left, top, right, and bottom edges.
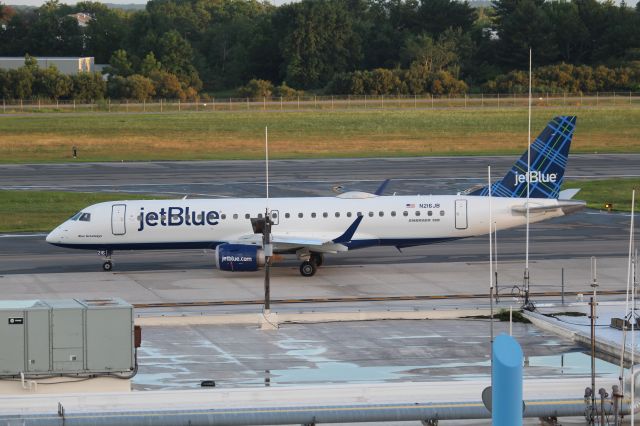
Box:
469, 116, 577, 199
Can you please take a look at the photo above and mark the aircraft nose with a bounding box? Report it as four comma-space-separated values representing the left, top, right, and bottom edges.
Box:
46, 228, 61, 244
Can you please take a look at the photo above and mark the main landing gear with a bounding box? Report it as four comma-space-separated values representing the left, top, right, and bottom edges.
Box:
299, 253, 324, 277
98, 249, 113, 271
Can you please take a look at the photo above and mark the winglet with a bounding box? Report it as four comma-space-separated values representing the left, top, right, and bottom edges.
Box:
374, 179, 391, 196
332, 215, 363, 244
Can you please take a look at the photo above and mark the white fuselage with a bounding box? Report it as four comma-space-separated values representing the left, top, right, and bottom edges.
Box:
46, 194, 564, 251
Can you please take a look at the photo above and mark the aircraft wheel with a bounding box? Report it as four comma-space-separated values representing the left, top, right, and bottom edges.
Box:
102, 260, 113, 271
310, 253, 324, 268
299, 261, 317, 277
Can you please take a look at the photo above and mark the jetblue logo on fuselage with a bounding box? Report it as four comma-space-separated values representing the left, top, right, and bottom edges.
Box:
137, 207, 219, 231
222, 255, 253, 262
513, 171, 557, 186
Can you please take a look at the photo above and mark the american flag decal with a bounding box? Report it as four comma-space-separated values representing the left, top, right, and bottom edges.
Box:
406, 203, 415, 208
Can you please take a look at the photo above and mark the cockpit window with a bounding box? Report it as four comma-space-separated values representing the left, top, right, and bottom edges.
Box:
69, 212, 82, 221
79, 213, 91, 222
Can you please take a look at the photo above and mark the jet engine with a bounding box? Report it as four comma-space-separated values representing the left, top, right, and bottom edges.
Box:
215, 243, 265, 272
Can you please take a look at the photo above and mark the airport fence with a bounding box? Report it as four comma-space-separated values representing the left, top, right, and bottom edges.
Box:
1, 92, 639, 114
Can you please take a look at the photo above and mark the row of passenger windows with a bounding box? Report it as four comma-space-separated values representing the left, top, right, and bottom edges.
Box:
136, 210, 446, 221
220, 210, 446, 220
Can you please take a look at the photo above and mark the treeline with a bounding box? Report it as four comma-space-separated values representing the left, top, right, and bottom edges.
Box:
0, 54, 198, 100
0, 56, 104, 100
1, 0, 639, 98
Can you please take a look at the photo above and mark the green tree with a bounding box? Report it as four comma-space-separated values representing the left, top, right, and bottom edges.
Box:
149, 70, 184, 99
71, 72, 105, 101
140, 52, 161, 77
9, 67, 34, 99
418, 0, 476, 35
126, 74, 155, 100
106, 49, 134, 77
107, 75, 128, 98
237, 78, 274, 98
492, 0, 557, 68
545, 1, 589, 63
0, 10, 33, 56
82, 3, 130, 64
274, 0, 362, 88
156, 30, 202, 90
33, 66, 72, 99
274, 82, 304, 98
27, 0, 83, 56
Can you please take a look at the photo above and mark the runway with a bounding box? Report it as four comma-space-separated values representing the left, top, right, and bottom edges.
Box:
1, 154, 638, 198
0, 209, 632, 275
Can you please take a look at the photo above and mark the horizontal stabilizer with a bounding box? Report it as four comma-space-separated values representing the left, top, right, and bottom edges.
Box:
558, 188, 581, 200
511, 200, 586, 215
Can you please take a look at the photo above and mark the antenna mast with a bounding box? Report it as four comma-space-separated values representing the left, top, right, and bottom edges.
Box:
489, 166, 494, 352
524, 47, 532, 308
265, 126, 269, 210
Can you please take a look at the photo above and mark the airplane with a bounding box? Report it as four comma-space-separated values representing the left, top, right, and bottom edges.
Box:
46, 115, 584, 277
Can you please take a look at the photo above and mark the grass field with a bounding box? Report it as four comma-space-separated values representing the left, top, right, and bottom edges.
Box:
0, 106, 638, 163
0, 191, 168, 232
564, 178, 640, 212
3, 179, 637, 233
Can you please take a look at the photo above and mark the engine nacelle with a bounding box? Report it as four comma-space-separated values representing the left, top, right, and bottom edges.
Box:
215, 243, 265, 272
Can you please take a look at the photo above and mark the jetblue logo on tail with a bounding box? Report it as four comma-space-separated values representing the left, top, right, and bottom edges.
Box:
513, 171, 557, 186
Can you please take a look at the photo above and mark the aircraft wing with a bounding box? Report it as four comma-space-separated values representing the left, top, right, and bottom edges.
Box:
229, 233, 352, 253
229, 216, 366, 253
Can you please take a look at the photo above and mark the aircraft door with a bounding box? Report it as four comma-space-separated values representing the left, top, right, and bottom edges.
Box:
270, 210, 280, 225
111, 204, 126, 235
455, 199, 468, 230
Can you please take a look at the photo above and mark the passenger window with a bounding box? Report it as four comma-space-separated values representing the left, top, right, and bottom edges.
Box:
221, 214, 226, 219
233, 214, 238, 219
323, 212, 328, 218
335, 212, 340, 218
311, 212, 317, 218
440, 210, 445, 216
285, 213, 290, 218
403, 211, 408, 216
357, 212, 363, 217
79, 213, 91, 222
245, 213, 250, 219
379, 211, 384, 217
415, 211, 421, 216
258, 213, 263, 219
428, 211, 433, 216
391, 211, 396, 217
197, 213, 203, 221
271, 212, 278, 219
298, 213, 303, 218
347, 212, 352, 218
368, 212, 374, 217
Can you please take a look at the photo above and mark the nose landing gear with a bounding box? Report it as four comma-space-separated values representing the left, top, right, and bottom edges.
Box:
98, 250, 113, 271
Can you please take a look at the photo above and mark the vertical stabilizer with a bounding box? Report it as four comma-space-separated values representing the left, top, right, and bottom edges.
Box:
469, 115, 577, 199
